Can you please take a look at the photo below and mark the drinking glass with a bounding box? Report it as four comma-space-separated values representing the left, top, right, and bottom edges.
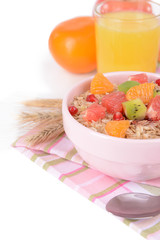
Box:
94, 0, 160, 73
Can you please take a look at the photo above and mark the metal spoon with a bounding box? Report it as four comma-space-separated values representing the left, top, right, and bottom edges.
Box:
106, 193, 160, 219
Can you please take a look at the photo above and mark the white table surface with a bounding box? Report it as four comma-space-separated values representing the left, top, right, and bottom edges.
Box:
0, 0, 144, 239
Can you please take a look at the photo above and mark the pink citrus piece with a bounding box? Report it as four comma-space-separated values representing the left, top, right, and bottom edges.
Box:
101, 91, 127, 114
147, 95, 160, 121
128, 73, 148, 84
82, 103, 106, 122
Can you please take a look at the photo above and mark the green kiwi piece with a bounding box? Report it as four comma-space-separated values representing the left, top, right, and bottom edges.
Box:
122, 99, 147, 120
118, 81, 140, 94
153, 89, 160, 97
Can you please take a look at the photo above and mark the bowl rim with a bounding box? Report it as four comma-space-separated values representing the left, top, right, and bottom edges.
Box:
62, 71, 160, 144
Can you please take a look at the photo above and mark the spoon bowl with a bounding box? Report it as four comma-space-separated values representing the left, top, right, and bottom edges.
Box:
106, 193, 160, 219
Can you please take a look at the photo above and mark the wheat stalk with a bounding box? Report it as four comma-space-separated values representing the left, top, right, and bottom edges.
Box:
18, 110, 62, 126
26, 120, 64, 146
18, 98, 64, 146
22, 99, 62, 108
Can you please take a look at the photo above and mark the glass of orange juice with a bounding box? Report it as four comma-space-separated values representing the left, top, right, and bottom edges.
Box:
94, 0, 160, 73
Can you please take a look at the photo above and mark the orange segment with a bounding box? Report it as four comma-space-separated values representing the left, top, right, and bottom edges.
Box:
126, 82, 155, 104
105, 120, 130, 138
90, 73, 114, 94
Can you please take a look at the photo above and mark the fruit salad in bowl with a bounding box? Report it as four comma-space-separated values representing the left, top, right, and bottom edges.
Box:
62, 71, 160, 181
69, 72, 160, 139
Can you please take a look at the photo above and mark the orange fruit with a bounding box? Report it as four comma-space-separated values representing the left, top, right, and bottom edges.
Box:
126, 82, 155, 104
90, 73, 114, 94
48, 17, 96, 74
105, 120, 130, 138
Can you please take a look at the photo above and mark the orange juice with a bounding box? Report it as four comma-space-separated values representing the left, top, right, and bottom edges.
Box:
95, 11, 160, 73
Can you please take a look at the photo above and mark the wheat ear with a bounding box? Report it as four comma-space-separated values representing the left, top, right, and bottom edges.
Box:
18, 98, 64, 146
26, 120, 64, 146
22, 99, 62, 108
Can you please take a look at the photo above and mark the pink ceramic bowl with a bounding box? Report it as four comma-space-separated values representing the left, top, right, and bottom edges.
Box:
62, 71, 160, 181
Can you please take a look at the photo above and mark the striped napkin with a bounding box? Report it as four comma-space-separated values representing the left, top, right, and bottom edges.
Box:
13, 129, 160, 240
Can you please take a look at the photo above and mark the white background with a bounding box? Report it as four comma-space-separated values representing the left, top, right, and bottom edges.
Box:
0, 0, 145, 239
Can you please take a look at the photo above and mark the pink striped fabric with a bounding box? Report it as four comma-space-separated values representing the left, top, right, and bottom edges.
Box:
13, 130, 160, 240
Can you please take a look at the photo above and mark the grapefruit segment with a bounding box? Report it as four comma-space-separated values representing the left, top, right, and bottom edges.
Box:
147, 96, 160, 121
101, 91, 127, 114
82, 103, 106, 122
128, 73, 148, 84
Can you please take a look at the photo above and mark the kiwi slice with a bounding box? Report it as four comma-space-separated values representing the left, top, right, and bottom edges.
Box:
122, 99, 147, 120
118, 81, 140, 94
153, 89, 160, 97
